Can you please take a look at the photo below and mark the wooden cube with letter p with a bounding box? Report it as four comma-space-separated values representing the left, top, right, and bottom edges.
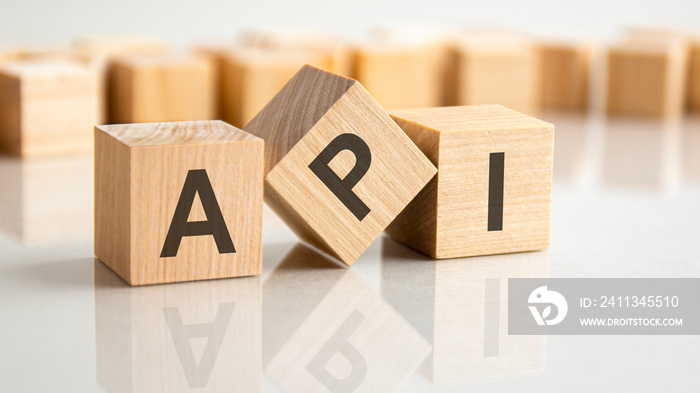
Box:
94, 120, 263, 285
245, 65, 437, 265
386, 105, 554, 259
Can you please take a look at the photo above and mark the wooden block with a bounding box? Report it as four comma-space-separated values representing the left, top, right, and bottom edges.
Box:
94, 260, 261, 392
0, 60, 100, 158
381, 237, 547, 383
219, 47, 331, 128
263, 243, 430, 392
73, 34, 169, 58
447, 36, 541, 115
606, 41, 687, 117
386, 105, 553, 259
108, 55, 215, 124
539, 40, 591, 110
689, 40, 700, 111
0, 44, 23, 63
350, 41, 444, 109
244, 65, 437, 265
94, 120, 263, 285
238, 29, 352, 76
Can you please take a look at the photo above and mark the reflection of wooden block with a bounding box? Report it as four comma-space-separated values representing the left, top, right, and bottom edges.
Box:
386, 105, 553, 259
108, 56, 215, 123
351, 42, 443, 109
95, 261, 261, 393
94, 121, 263, 285
245, 65, 436, 265
602, 117, 681, 190
381, 237, 547, 384
539, 41, 591, 110
448, 37, 541, 114
0, 156, 92, 244
606, 42, 687, 117
220, 47, 331, 128
264, 244, 430, 392
0, 60, 100, 157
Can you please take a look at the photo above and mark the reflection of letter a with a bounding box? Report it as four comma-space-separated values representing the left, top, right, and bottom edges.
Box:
163, 302, 236, 388
306, 310, 368, 393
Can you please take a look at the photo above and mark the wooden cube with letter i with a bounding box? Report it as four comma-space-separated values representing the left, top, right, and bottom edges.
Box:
386, 105, 554, 259
94, 120, 264, 285
245, 64, 437, 265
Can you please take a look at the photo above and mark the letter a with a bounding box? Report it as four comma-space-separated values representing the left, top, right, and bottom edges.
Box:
160, 169, 235, 257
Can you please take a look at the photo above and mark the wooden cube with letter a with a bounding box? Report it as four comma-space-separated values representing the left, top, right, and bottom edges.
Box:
245, 65, 436, 265
386, 105, 553, 259
94, 120, 263, 285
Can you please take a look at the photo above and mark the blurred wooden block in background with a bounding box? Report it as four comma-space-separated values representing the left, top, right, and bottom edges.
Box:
217, 46, 331, 128
0, 60, 100, 157
244, 65, 436, 265
539, 40, 591, 111
606, 41, 687, 117
386, 105, 553, 259
94, 120, 264, 285
239, 29, 352, 76
446, 36, 541, 115
689, 40, 700, 111
0, 44, 24, 63
351, 41, 444, 109
108, 55, 215, 124
73, 34, 170, 58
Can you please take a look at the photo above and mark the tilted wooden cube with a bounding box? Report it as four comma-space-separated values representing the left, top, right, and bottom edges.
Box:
244, 65, 437, 265
94, 120, 263, 285
606, 41, 687, 117
108, 55, 215, 124
95, 261, 261, 392
386, 105, 554, 259
0, 60, 100, 157
539, 40, 591, 111
351, 41, 444, 109
447, 37, 541, 115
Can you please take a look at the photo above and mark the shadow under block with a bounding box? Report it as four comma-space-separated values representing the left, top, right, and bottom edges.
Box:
447, 38, 541, 115
95, 261, 261, 392
386, 105, 554, 259
219, 47, 332, 128
244, 65, 437, 265
264, 244, 430, 392
606, 42, 687, 117
539, 41, 591, 110
108, 56, 215, 124
351, 42, 443, 109
0, 60, 100, 157
94, 120, 264, 285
